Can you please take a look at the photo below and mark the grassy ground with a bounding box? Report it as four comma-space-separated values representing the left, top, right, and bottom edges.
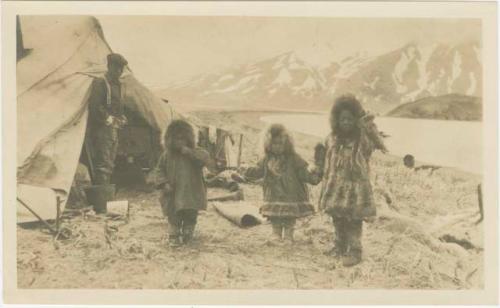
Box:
17, 110, 483, 289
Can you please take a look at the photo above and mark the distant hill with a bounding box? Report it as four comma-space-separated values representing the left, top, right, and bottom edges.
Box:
386, 94, 482, 121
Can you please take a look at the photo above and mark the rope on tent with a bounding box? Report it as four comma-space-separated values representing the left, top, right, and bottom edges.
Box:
18, 31, 96, 97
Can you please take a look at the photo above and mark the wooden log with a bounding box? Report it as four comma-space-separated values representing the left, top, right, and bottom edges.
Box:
477, 184, 483, 224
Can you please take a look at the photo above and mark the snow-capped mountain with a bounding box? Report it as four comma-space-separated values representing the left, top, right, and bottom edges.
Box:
160, 41, 482, 113
323, 42, 482, 113
163, 51, 330, 110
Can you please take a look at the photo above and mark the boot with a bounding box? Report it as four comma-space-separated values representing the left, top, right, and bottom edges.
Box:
168, 235, 182, 248
328, 217, 347, 257
342, 249, 362, 267
167, 220, 182, 248
283, 226, 294, 243
272, 223, 283, 241
324, 230, 347, 257
182, 223, 196, 244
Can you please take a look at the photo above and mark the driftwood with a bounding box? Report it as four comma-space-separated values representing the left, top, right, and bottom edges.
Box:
237, 134, 243, 168
439, 234, 476, 250
213, 202, 264, 227
476, 184, 483, 224
414, 165, 441, 175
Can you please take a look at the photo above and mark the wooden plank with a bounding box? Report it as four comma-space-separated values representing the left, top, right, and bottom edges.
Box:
477, 184, 483, 223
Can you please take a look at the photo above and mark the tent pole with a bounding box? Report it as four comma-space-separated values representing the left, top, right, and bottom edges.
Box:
17, 197, 57, 235
237, 134, 243, 168
84, 140, 95, 183
56, 196, 61, 232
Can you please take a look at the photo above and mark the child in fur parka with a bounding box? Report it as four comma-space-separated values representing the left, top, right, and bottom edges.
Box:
244, 124, 322, 242
149, 119, 211, 247
318, 94, 387, 266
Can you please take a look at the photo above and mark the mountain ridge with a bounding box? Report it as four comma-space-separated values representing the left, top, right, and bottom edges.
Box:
159, 41, 481, 114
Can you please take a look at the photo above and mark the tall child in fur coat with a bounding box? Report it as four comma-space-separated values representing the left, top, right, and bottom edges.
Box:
244, 124, 322, 242
149, 120, 211, 247
317, 95, 387, 266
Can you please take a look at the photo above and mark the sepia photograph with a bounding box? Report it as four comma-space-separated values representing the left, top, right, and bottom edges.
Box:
2, 1, 498, 305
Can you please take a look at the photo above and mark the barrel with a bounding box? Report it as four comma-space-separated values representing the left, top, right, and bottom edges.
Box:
84, 184, 116, 214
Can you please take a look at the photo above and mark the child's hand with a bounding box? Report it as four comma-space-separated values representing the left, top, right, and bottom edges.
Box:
118, 115, 128, 126
105, 115, 114, 126
314, 143, 326, 166
363, 216, 376, 223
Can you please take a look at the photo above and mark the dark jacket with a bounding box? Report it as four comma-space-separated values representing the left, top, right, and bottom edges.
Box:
149, 147, 210, 216
87, 75, 125, 128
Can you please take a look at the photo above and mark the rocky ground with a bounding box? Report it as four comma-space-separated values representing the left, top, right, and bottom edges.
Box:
17, 109, 483, 289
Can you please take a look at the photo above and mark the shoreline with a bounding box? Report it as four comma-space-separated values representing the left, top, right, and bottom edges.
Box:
170, 102, 327, 115
192, 108, 483, 180
171, 102, 482, 123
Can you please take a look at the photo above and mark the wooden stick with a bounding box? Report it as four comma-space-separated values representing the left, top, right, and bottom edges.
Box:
237, 134, 243, 168
292, 269, 300, 288
17, 197, 57, 235
56, 196, 61, 232
476, 184, 483, 224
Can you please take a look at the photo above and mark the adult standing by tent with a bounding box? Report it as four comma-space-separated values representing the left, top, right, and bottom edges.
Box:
17, 16, 182, 221
87, 53, 129, 185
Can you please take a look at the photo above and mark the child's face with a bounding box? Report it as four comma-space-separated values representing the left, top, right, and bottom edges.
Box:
338, 109, 356, 134
270, 135, 286, 155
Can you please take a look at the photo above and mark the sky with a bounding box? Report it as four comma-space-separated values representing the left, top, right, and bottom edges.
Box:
98, 16, 481, 88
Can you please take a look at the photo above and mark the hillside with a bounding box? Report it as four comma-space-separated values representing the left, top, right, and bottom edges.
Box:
386, 94, 482, 121
159, 41, 482, 114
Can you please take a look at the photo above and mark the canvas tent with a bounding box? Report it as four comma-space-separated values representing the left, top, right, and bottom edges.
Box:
16, 16, 182, 223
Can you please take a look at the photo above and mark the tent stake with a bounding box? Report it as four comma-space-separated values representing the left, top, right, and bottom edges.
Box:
237, 134, 243, 168
476, 184, 483, 224
17, 197, 57, 235
56, 196, 61, 232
